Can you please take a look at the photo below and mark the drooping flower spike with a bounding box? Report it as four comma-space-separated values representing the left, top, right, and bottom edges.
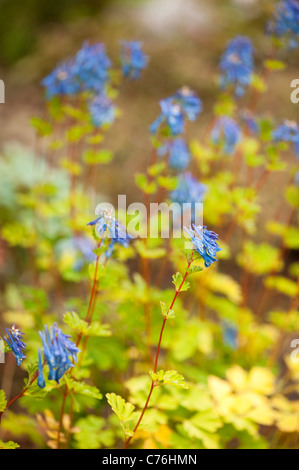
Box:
211, 116, 242, 155
273, 120, 299, 156
184, 225, 221, 268
42, 41, 111, 99
150, 87, 202, 136
219, 36, 254, 97
87, 207, 132, 258
38, 323, 79, 388
3, 325, 26, 366
73, 41, 111, 93
120, 41, 149, 79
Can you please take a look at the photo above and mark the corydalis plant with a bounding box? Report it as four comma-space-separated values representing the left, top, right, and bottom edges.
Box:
37, 323, 79, 389
3, 325, 26, 366
121, 225, 221, 448
87, 207, 132, 258
219, 36, 254, 97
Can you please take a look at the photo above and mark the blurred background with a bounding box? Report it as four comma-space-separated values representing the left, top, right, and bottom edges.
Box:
0, 0, 298, 202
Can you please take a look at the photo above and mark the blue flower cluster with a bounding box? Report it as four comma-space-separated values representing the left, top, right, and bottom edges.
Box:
120, 41, 149, 79
4, 325, 26, 366
150, 87, 205, 222
219, 36, 254, 97
150, 87, 202, 136
267, 0, 299, 47
158, 138, 191, 170
37, 323, 79, 388
42, 42, 111, 99
88, 207, 132, 258
184, 225, 221, 268
273, 120, 299, 156
211, 116, 242, 154
42, 40, 148, 129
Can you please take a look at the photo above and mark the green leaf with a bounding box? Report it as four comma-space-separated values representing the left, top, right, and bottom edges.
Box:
265, 276, 299, 297
157, 175, 178, 190
65, 377, 102, 400
67, 124, 91, 142
251, 74, 267, 93
147, 161, 166, 177
0, 439, 19, 449
30, 117, 52, 136
264, 59, 286, 71
286, 186, 299, 208
106, 393, 138, 438
245, 154, 266, 168
237, 242, 282, 275
0, 390, 7, 412
283, 227, 299, 249
86, 322, 111, 337
64, 311, 88, 335
160, 301, 175, 319
182, 420, 219, 449
172, 272, 190, 292
187, 265, 204, 275
135, 173, 157, 194
149, 369, 189, 389
83, 149, 113, 165
74, 416, 114, 449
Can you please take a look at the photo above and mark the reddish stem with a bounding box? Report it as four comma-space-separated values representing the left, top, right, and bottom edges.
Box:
124, 260, 192, 449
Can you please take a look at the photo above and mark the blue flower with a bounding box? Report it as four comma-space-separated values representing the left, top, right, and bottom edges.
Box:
219, 36, 254, 96
173, 87, 202, 121
41, 60, 80, 99
73, 41, 111, 93
150, 87, 202, 135
150, 98, 185, 135
89, 93, 116, 127
38, 323, 79, 387
184, 225, 221, 268
158, 138, 191, 170
273, 120, 299, 156
120, 41, 148, 79
171, 173, 206, 206
87, 207, 132, 258
222, 321, 238, 349
211, 116, 242, 154
37, 349, 45, 389
267, 1, 299, 47
4, 325, 26, 366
